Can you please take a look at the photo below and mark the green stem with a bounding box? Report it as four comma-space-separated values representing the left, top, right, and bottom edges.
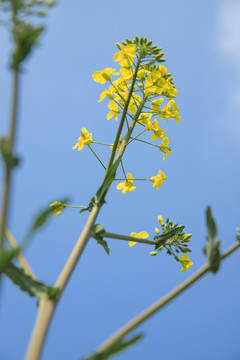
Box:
127, 129, 146, 145
120, 160, 127, 178
0, 69, 19, 251
65, 205, 86, 209
114, 178, 151, 181
88, 145, 106, 170
96, 241, 240, 353
92, 141, 112, 146
131, 137, 160, 148
105, 58, 142, 174
104, 232, 155, 245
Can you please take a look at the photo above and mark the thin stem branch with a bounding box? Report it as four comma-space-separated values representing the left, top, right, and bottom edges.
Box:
88, 145, 106, 170
96, 241, 240, 353
104, 232, 156, 245
131, 137, 160, 148
120, 160, 127, 178
0, 69, 19, 251
114, 178, 151, 181
127, 129, 146, 146
0, 215, 36, 279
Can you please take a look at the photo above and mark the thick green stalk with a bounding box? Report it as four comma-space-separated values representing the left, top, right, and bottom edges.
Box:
26, 72, 146, 360
96, 241, 240, 353
0, 69, 19, 250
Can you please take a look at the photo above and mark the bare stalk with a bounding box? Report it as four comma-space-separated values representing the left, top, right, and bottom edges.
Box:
26, 62, 145, 360
0, 215, 36, 278
96, 241, 240, 353
0, 69, 19, 250
104, 232, 156, 246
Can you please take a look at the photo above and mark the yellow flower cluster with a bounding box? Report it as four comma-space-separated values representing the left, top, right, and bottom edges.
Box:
49, 201, 66, 218
129, 215, 193, 272
73, 39, 181, 196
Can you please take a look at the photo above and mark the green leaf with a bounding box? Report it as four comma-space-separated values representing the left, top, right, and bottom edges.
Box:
92, 224, 109, 255
11, 21, 44, 69
4, 262, 59, 300
0, 248, 20, 273
154, 225, 185, 246
25, 198, 69, 241
82, 334, 143, 360
96, 158, 121, 204
0, 137, 20, 169
204, 207, 221, 273
79, 197, 96, 214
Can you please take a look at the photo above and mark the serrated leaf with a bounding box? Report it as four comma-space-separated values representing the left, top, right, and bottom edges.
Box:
11, 21, 44, 69
4, 262, 59, 300
0, 137, 20, 169
0, 248, 20, 273
79, 197, 96, 214
96, 238, 110, 255
154, 225, 185, 246
96, 158, 121, 204
92, 224, 109, 255
204, 206, 221, 273
82, 334, 143, 360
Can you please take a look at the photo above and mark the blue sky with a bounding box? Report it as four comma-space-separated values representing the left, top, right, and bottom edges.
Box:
1, 0, 240, 359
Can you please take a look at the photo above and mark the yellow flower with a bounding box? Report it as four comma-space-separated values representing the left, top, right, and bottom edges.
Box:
93, 68, 119, 84
138, 112, 152, 126
151, 170, 167, 190
180, 255, 193, 272
151, 98, 164, 114
150, 120, 166, 140
155, 227, 160, 234
49, 201, 66, 218
120, 65, 134, 80
117, 173, 136, 194
160, 137, 171, 160
72, 128, 93, 151
158, 215, 164, 226
107, 101, 121, 120
144, 69, 168, 96
137, 68, 151, 78
98, 89, 115, 102
156, 65, 167, 76
159, 100, 180, 123
129, 231, 149, 247
114, 44, 136, 67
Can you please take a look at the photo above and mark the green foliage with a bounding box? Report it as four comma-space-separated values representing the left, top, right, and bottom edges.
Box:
82, 334, 143, 360
204, 207, 221, 273
96, 158, 121, 204
92, 224, 110, 255
11, 20, 44, 69
79, 197, 96, 214
0, 136, 20, 169
0, 247, 20, 273
152, 219, 191, 263
4, 262, 59, 299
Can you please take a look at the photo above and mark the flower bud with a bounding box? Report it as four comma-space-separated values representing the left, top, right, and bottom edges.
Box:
158, 215, 164, 226
150, 251, 157, 256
